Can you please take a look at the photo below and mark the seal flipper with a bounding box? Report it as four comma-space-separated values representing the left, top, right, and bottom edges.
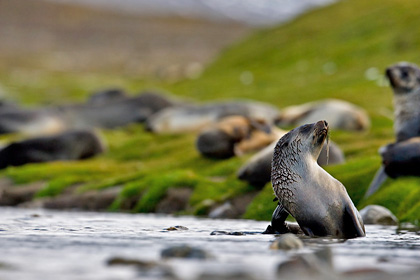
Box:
262, 203, 289, 234
364, 166, 388, 198
342, 204, 366, 238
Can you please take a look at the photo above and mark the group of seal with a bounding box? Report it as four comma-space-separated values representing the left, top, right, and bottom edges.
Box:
265, 120, 365, 238
0, 88, 178, 168
365, 62, 420, 197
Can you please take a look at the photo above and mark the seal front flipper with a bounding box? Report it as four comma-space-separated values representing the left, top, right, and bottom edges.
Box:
364, 166, 388, 198
263, 204, 289, 234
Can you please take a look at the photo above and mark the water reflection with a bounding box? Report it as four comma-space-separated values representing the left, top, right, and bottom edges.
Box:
0, 207, 419, 280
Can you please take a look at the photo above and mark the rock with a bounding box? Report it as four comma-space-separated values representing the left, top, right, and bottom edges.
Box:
270, 233, 304, 250
277, 247, 335, 280
208, 192, 259, 219
107, 257, 176, 279
0, 181, 45, 206
161, 245, 211, 260
0, 130, 105, 169
210, 231, 245, 236
209, 202, 236, 219
166, 226, 189, 231
155, 188, 192, 214
360, 205, 398, 225
198, 271, 256, 280
43, 186, 121, 211
277, 99, 370, 131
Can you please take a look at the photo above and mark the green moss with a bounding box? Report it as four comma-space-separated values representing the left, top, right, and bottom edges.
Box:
242, 184, 276, 221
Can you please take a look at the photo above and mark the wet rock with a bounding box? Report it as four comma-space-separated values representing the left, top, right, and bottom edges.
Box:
210, 231, 245, 236
107, 257, 176, 279
360, 205, 398, 225
161, 245, 211, 260
155, 188, 192, 214
0, 181, 45, 206
209, 202, 236, 219
208, 192, 259, 219
198, 271, 256, 280
342, 267, 389, 279
270, 233, 304, 250
277, 247, 335, 280
166, 226, 189, 231
43, 186, 121, 211
0, 130, 105, 169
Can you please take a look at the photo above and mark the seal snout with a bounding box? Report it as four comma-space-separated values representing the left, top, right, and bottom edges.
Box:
316, 120, 329, 133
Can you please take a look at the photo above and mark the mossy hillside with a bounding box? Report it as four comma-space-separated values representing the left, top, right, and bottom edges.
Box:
1, 0, 420, 222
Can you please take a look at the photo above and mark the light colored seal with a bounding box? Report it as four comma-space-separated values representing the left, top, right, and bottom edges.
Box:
277, 99, 370, 132
266, 120, 365, 238
145, 100, 281, 134
365, 62, 420, 198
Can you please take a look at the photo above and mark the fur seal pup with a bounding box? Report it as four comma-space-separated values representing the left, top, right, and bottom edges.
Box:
365, 62, 420, 198
237, 137, 345, 188
0, 130, 105, 169
196, 116, 282, 159
266, 121, 365, 238
277, 99, 370, 132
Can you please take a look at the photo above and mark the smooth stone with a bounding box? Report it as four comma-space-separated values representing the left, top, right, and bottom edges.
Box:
161, 245, 211, 259
270, 233, 304, 250
360, 205, 398, 225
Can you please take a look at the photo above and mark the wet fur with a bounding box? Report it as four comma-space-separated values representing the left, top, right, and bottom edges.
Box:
269, 121, 365, 238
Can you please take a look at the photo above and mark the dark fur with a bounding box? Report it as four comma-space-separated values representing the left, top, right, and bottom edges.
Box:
0, 130, 104, 169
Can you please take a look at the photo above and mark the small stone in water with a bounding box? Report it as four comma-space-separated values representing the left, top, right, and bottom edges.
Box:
161, 245, 211, 259
360, 205, 398, 225
270, 233, 303, 250
165, 225, 189, 231
210, 231, 245, 235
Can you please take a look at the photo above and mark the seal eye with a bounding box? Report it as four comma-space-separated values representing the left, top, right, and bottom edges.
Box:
401, 69, 409, 79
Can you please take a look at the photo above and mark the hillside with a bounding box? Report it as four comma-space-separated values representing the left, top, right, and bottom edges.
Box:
2, 0, 420, 224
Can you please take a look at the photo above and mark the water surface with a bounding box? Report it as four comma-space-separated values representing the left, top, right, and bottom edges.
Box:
0, 207, 419, 280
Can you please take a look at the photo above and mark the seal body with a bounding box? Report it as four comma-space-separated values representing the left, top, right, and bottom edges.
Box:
0, 130, 105, 169
386, 62, 420, 142
277, 99, 370, 132
237, 137, 345, 188
269, 121, 365, 238
380, 137, 420, 178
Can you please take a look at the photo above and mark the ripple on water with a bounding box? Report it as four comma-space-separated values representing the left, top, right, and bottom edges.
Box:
0, 208, 419, 280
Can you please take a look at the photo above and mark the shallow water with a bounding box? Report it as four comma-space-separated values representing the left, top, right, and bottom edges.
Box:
0, 207, 419, 280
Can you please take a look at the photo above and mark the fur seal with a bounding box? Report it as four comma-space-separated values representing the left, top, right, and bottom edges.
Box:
196, 116, 282, 159
145, 100, 281, 134
266, 121, 365, 238
365, 62, 420, 198
277, 99, 370, 132
87, 88, 128, 106
0, 130, 105, 169
385, 62, 420, 142
237, 135, 345, 188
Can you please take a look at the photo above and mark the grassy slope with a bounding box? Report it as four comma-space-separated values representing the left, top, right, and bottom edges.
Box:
2, 0, 420, 223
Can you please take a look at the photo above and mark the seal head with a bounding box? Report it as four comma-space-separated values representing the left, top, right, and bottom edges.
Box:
269, 120, 365, 239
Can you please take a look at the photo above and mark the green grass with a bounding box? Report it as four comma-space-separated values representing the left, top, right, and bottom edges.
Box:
2, 0, 420, 223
